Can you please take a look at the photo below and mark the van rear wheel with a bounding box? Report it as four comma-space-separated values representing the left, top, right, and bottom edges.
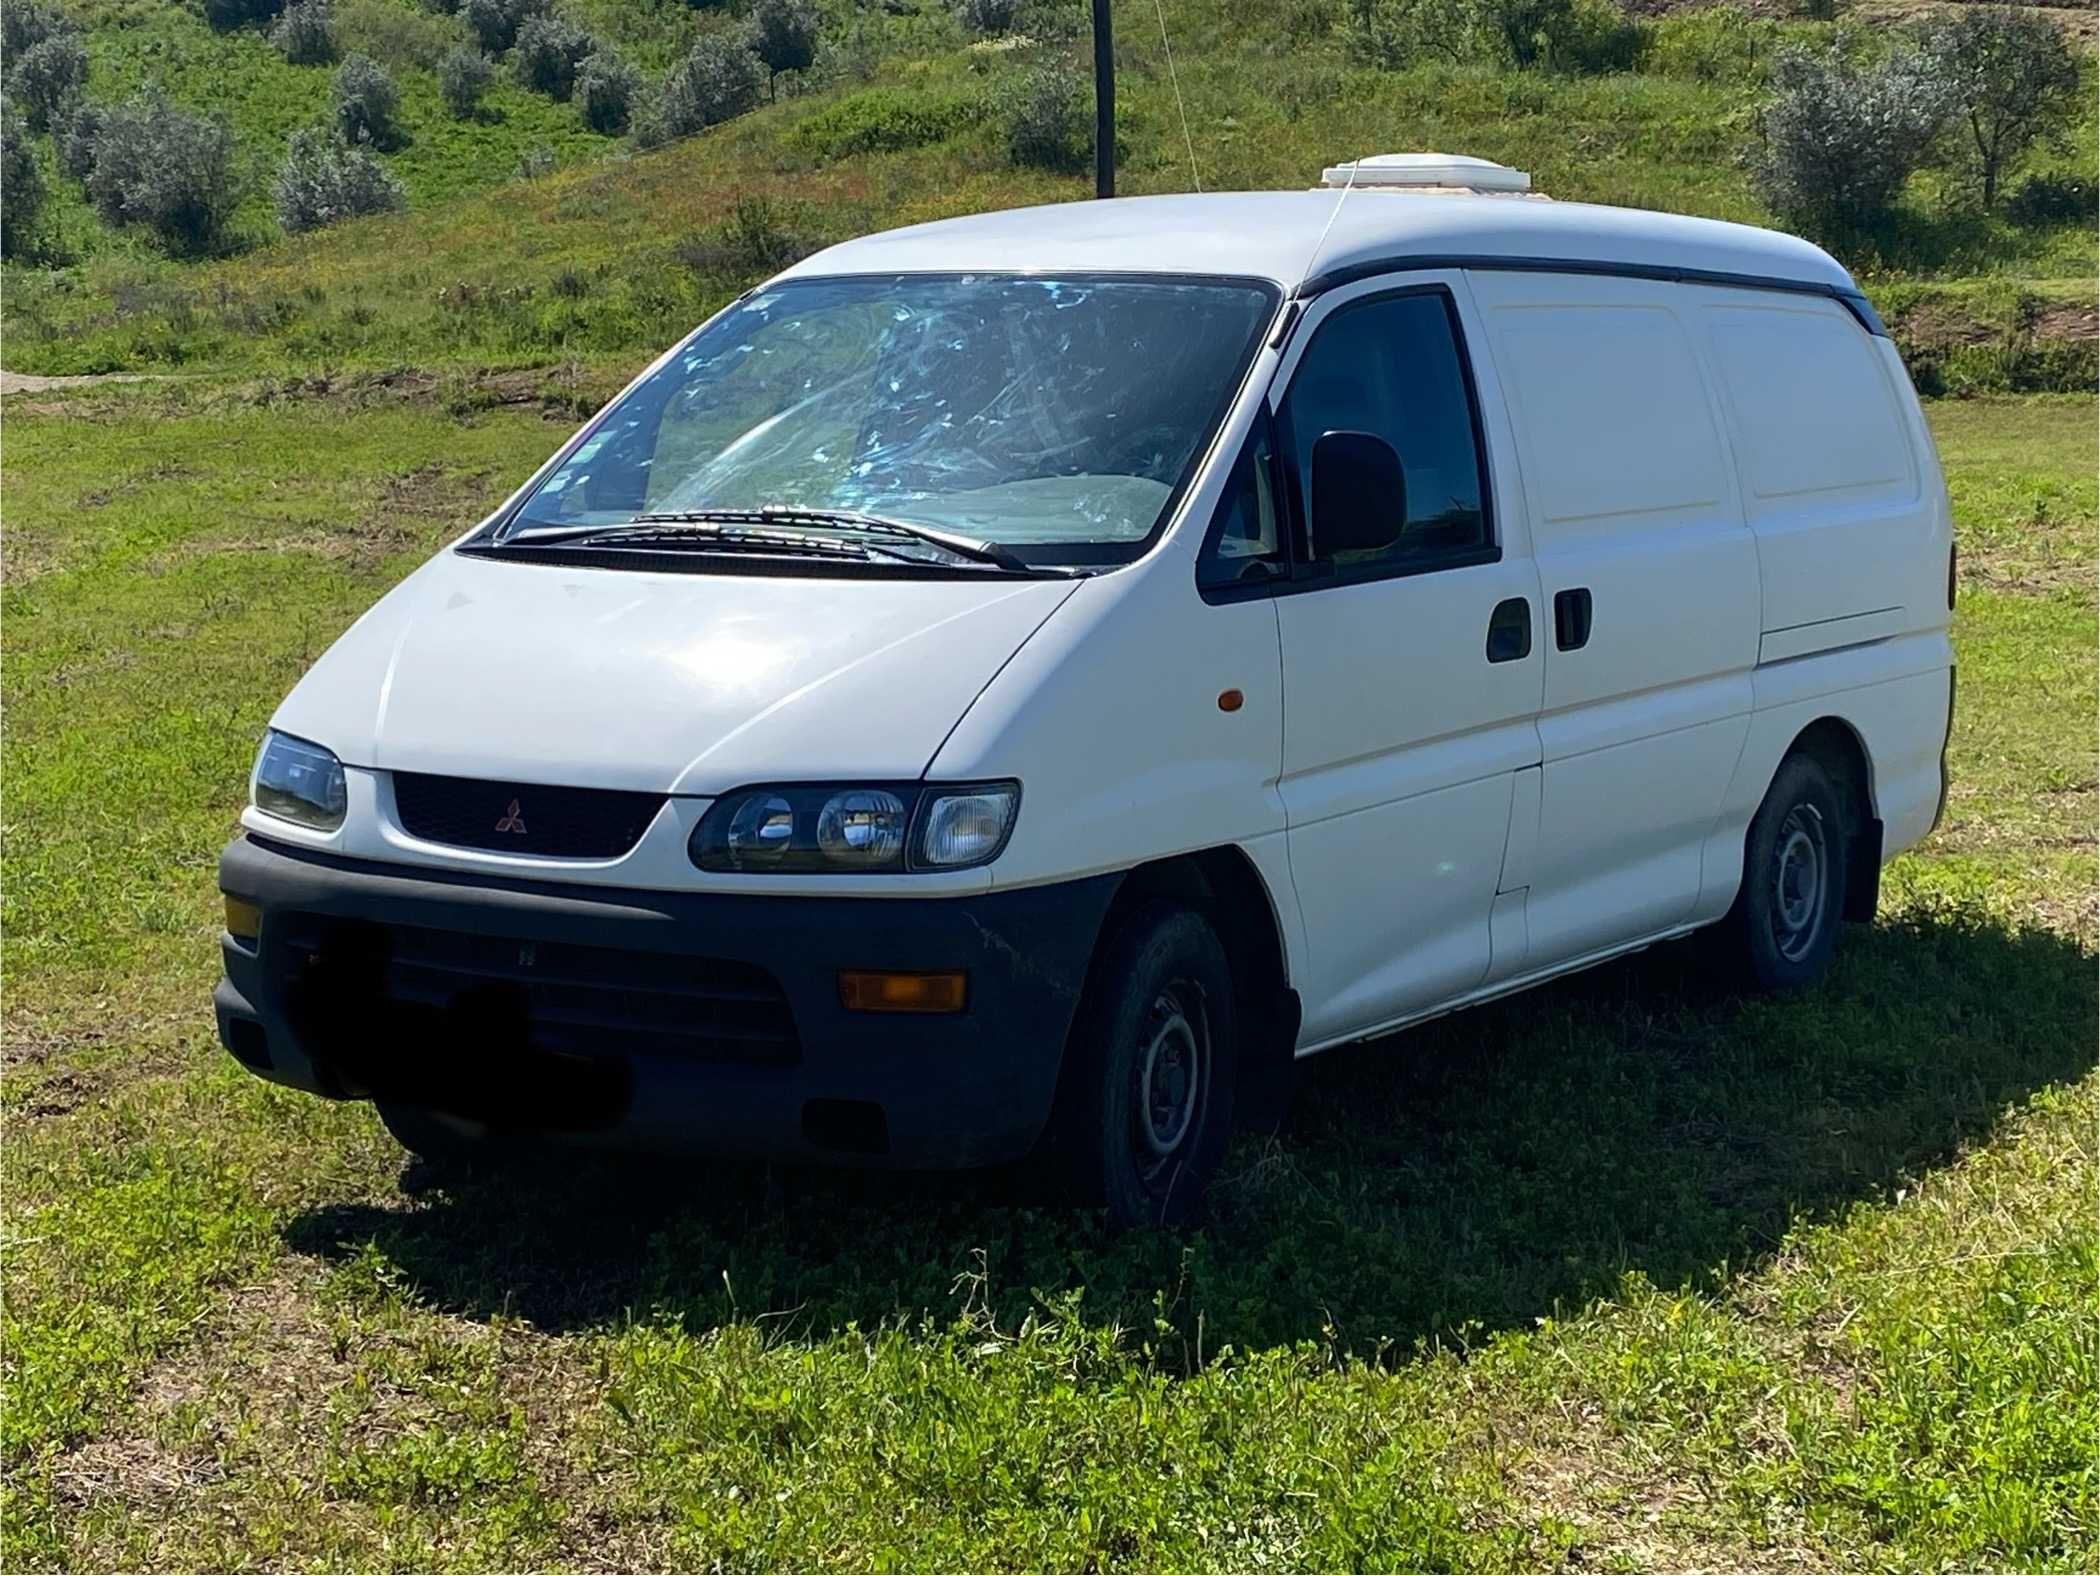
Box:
1055, 902, 1238, 1228
1719, 753, 1850, 992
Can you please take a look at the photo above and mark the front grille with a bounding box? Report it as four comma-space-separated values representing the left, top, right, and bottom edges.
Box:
392, 772, 665, 858
279, 916, 800, 1066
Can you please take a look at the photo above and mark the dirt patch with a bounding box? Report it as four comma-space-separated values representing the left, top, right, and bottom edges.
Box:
246, 365, 609, 421
1898, 298, 2099, 350
78, 461, 201, 511
0, 371, 172, 397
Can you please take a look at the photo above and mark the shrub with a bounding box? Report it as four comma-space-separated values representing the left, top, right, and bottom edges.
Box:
331, 52, 400, 147
512, 13, 595, 100
575, 50, 640, 133
956, 0, 1023, 34
672, 192, 822, 278
1001, 58, 1089, 174
515, 142, 555, 177
438, 44, 493, 118
751, 0, 820, 100
1546, 0, 1647, 74
203, 0, 286, 29
270, 0, 338, 65
274, 124, 404, 231
84, 92, 242, 256
462, 0, 548, 53
2005, 171, 2097, 228
633, 30, 764, 148
1341, 0, 1473, 69
2, 2, 76, 63
1, 97, 44, 258
7, 31, 86, 131
58, 97, 99, 180
789, 85, 982, 159
1478, 0, 1568, 67
335, 0, 455, 68
1920, 6, 2081, 210
1647, 5, 1772, 84
1753, 43, 1950, 245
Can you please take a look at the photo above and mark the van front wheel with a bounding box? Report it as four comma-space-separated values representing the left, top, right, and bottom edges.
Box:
377, 1102, 504, 1170
1720, 753, 1850, 992
1056, 902, 1238, 1228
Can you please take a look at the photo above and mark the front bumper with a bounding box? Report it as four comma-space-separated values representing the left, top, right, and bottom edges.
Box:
214, 834, 1117, 1168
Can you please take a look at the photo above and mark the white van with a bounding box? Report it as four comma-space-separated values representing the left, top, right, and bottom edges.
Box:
216, 155, 1955, 1224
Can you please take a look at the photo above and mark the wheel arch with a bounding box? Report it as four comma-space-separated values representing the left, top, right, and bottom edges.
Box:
1780, 715, 1883, 923
1067, 846, 1301, 1135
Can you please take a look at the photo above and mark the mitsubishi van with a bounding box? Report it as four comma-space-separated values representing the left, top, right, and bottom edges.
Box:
215, 154, 1956, 1224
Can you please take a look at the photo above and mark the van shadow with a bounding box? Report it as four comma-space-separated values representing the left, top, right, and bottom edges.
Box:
284, 903, 2096, 1360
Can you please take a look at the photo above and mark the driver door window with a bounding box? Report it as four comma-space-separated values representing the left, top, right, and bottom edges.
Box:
1281, 289, 1491, 573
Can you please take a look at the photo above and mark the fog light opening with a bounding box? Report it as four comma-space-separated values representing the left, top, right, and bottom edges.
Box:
223, 894, 262, 942
837, 970, 968, 1014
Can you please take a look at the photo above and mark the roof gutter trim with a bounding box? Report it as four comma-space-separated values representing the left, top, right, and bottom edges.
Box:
1294, 253, 1886, 336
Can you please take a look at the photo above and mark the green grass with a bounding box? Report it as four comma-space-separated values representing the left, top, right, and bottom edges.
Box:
0, 385, 2093, 1570
3, 0, 2093, 377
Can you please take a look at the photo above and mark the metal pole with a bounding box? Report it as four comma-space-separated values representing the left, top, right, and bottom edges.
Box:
1092, 0, 1114, 199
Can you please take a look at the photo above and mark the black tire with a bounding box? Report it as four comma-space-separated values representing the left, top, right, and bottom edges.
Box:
376, 1102, 504, 1169
1054, 901, 1238, 1228
1718, 752, 1850, 992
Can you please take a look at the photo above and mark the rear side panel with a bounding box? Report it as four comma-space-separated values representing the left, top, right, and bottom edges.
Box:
1684, 292, 1954, 920
1692, 290, 1941, 661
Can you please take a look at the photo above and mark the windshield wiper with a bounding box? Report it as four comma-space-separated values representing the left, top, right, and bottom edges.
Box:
475, 520, 875, 560
503, 506, 1069, 575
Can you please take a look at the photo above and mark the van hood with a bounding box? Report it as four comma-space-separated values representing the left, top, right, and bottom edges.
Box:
271, 550, 1081, 795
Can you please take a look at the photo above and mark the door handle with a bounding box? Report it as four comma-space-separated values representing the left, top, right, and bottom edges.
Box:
1554, 587, 1593, 651
1486, 597, 1531, 663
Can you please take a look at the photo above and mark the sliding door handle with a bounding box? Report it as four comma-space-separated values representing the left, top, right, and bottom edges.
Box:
1553, 587, 1593, 651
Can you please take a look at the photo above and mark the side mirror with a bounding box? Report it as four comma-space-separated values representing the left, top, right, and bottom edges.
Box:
1309, 430, 1407, 561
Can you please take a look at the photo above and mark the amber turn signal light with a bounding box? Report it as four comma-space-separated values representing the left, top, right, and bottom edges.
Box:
837, 970, 968, 1014
223, 894, 262, 941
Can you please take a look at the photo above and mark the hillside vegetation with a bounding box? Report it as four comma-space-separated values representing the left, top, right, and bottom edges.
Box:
0, 0, 2092, 386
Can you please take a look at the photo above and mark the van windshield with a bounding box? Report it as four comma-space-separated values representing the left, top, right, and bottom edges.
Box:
490, 272, 1279, 567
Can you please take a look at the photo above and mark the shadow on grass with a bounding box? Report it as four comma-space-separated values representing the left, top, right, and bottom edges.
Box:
284, 901, 2096, 1360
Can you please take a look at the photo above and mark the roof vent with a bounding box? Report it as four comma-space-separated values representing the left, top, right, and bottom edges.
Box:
1319, 152, 1533, 194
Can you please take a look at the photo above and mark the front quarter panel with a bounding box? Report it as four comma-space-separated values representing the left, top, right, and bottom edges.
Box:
929, 549, 1288, 895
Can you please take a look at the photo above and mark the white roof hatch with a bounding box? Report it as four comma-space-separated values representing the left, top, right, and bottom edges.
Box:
1320, 152, 1534, 195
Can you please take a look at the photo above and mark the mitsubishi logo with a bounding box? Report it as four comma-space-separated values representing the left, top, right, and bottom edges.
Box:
494, 798, 528, 835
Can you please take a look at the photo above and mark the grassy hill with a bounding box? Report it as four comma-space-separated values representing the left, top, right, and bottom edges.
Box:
1, 0, 2093, 385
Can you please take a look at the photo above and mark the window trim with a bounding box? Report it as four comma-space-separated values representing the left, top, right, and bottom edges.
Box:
1194, 406, 1294, 605
1264, 280, 1502, 598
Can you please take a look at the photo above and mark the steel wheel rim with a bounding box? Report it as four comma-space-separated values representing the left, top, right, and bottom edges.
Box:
1133, 981, 1208, 1180
1770, 803, 1828, 964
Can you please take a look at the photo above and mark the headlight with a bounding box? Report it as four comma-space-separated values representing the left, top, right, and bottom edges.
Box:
251, 730, 347, 831
691, 782, 1018, 873
916, 785, 1019, 868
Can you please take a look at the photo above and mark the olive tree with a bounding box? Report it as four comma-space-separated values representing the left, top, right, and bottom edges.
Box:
331, 52, 400, 146
634, 31, 764, 147
84, 92, 243, 256
1753, 41, 1951, 244
275, 124, 404, 232
751, 0, 820, 101
1922, 7, 2081, 210
512, 13, 596, 100
1, 96, 45, 258
7, 30, 85, 131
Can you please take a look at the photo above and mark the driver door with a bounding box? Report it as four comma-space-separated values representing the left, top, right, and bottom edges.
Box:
1273, 277, 1545, 1046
